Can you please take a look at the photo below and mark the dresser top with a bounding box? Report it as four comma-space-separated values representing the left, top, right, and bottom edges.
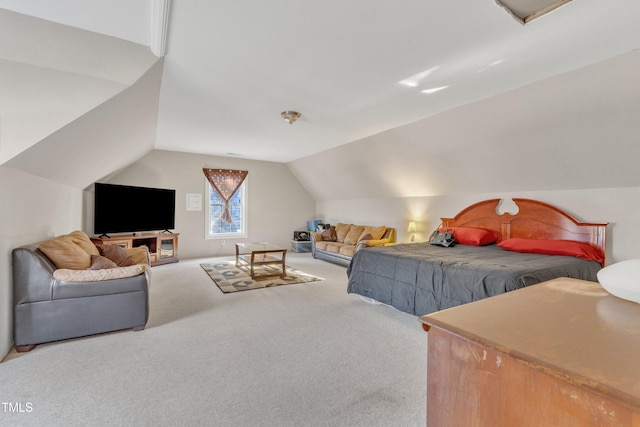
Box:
420, 278, 640, 407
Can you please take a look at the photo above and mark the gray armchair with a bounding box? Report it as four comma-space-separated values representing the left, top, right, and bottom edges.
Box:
12, 235, 150, 352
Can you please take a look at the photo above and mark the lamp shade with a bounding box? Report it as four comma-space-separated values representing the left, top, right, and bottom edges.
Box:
407, 222, 417, 233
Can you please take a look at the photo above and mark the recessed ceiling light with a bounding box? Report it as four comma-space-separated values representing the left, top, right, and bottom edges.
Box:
421, 86, 449, 95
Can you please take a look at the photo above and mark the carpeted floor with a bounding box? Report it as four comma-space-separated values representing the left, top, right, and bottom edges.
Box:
201, 260, 323, 293
0, 253, 427, 426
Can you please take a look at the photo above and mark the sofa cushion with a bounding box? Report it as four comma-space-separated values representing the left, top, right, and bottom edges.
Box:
360, 225, 387, 241
344, 225, 365, 245
335, 223, 352, 243
39, 236, 91, 270
98, 244, 134, 267
325, 243, 348, 254
339, 245, 357, 257
89, 255, 118, 270
315, 241, 331, 251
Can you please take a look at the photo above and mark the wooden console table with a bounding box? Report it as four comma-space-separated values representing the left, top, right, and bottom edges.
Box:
92, 233, 179, 266
419, 277, 640, 426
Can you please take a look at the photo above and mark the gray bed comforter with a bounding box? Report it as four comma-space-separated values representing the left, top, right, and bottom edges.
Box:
346, 243, 601, 316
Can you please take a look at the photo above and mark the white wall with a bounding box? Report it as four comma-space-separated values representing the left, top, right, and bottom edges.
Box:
93, 150, 316, 258
0, 166, 83, 360
0, 8, 158, 165
316, 188, 640, 264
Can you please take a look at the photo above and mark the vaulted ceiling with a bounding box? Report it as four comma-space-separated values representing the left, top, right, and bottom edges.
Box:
1, 0, 639, 170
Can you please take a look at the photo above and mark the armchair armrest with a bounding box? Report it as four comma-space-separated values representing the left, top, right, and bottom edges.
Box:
310, 232, 323, 242
362, 238, 390, 247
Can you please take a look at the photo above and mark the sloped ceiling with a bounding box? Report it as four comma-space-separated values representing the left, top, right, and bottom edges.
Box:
0, 8, 160, 188
154, 0, 640, 162
0, 0, 639, 196
1, 0, 639, 165
288, 49, 640, 200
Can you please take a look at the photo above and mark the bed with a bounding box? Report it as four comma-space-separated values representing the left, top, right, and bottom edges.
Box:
346, 198, 607, 316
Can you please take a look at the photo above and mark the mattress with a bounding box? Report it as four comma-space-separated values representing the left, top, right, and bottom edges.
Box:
346, 242, 601, 316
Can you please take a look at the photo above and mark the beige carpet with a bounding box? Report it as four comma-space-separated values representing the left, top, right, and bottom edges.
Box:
201, 260, 323, 293
1, 254, 426, 426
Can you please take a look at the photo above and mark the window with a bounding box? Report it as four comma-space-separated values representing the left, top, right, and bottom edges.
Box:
205, 179, 247, 239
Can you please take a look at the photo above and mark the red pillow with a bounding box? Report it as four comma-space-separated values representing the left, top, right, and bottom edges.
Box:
497, 239, 604, 264
439, 227, 498, 246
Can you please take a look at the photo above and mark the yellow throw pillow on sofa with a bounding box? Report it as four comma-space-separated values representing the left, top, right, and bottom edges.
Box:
360, 225, 387, 241
39, 236, 91, 270
126, 246, 150, 265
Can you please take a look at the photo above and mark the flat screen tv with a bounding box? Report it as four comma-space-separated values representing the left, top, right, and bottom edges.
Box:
94, 183, 176, 236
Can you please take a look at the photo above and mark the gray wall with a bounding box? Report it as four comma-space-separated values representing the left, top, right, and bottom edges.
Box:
92, 150, 316, 259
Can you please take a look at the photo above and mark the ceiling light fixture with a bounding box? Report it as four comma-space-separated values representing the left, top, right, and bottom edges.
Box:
281, 111, 301, 125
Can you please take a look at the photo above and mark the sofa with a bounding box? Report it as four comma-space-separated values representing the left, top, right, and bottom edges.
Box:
12, 230, 151, 352
310, 223, 395, 267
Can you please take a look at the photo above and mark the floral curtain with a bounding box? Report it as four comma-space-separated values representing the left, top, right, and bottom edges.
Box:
202, 168, 248, 224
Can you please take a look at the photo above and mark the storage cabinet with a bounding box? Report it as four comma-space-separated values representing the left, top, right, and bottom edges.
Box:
419, 278, 640, 427
92, 233, 179, 266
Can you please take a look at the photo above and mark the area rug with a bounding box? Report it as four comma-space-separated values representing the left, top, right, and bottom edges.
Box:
200, 261, 323, 293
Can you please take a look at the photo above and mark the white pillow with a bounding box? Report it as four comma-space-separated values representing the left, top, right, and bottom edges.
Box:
597, 259, 640, 303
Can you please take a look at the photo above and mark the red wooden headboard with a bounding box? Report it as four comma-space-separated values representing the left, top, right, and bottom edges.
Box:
440, 198, 608, 264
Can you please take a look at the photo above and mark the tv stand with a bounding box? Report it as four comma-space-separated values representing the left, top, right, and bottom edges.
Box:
91, 233, 179, 266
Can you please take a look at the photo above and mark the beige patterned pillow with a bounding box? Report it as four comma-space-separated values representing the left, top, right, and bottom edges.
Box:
53, 264, 149, 282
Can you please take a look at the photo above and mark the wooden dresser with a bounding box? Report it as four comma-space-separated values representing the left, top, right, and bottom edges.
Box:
419, 277, 640, 426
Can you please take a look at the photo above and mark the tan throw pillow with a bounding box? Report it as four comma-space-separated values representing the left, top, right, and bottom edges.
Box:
344, 225, 365, 245
126, 246, 150, 265
39, 236, 91, 270
360, 225, 387, 241
335, 223, 352, 243
321, 226, 337, 242
89, 255, 118, 270
98, 244, 134, 267
67, 230, 100, 256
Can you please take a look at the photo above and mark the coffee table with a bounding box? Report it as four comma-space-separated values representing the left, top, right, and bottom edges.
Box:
235, 242, 287, 279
